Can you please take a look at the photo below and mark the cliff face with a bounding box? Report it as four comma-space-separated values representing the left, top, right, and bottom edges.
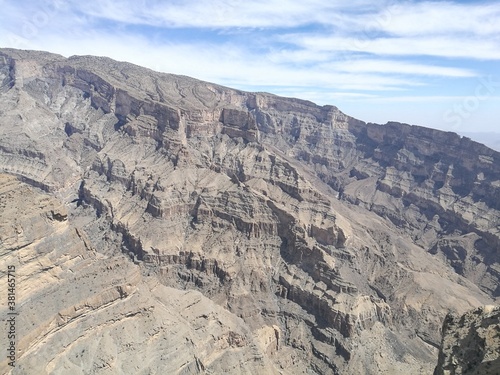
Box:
0, 48, 498, 374
434, 306, 500, 375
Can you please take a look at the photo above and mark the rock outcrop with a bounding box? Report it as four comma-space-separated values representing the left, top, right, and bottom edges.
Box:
434, 305, 500, 375
0, 174, 278, 374
1, 48, 499, 374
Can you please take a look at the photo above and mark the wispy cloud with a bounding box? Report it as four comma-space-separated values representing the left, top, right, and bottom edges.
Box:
282, 34, 500, 60
1, 32, 420, 91
63, 0, 382, 29
306, 59, 476, 78
375, 1, 500, 37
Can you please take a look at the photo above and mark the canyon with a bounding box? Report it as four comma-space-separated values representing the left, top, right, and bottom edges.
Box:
0, 48, 499, 374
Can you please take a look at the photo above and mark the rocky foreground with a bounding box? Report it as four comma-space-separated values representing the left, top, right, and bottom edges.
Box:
0, 48, 499, 374
434, 306, 500, 375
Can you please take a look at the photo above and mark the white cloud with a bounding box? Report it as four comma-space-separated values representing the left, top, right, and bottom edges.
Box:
57, 0, 500, 39
4, 30, 419, 92
283, 34, 500, 60
327, 59, 476, 77
275, 57, 477, 78
377, 1, 500, 37
361, 96, 500, 103
63, 0, 382, 29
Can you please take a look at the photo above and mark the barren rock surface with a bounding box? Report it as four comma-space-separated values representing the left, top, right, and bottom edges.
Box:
0, 48, 499, 374
434, 305, 500, 375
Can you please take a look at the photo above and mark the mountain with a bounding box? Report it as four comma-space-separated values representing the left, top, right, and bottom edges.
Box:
460, 132, 500, 153
0, 48, 499, 374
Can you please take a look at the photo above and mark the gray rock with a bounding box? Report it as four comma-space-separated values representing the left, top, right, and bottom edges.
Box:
1, 48, 499, 374
434, 305, 500, 375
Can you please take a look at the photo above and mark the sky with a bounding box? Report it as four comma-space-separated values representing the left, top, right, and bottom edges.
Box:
1, 0, 500, 136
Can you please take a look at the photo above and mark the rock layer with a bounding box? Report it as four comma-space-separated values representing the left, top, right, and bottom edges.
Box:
0, 48, 499, 374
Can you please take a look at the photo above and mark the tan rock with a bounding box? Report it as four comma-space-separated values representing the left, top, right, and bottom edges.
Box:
1, 48, 499, 374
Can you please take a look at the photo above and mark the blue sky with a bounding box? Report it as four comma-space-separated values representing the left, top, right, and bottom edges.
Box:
1, 0, 500, 135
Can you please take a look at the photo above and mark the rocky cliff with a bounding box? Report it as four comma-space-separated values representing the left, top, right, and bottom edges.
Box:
0, 48, 499, 374
434, 305, 500, 375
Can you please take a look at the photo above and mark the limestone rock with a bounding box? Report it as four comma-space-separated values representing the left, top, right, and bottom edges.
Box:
0, 175, 277, 374
0, 48, 499, 374
434, 305, 500, 375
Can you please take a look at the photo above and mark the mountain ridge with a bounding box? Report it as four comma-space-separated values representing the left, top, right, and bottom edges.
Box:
0, 48, 499, 374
